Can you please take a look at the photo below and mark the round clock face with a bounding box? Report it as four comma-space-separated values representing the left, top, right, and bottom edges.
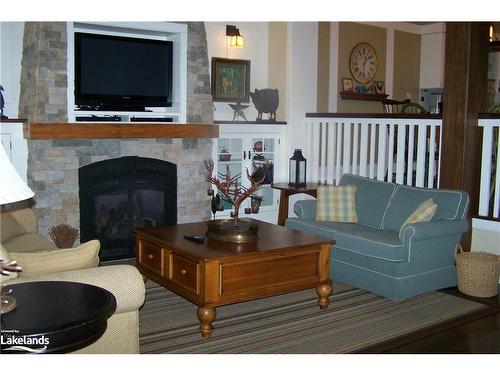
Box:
349, 42, 378, 84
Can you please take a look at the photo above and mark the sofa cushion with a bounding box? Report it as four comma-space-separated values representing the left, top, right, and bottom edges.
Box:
383, 185, 468, 233
0, 213, 26, 242
316, 185, 358, 222
2, 233, 56, 253
398, 198, 437, 239
9, 240, 100, 277
285, 219, 406, 261
339, 174, 396, 229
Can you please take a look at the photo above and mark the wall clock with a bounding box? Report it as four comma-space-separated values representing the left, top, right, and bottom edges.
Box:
349, 42, 378, 84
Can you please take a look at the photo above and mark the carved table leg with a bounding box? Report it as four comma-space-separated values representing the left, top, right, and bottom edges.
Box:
316, 282, 332, 309
197, 306, 216, 337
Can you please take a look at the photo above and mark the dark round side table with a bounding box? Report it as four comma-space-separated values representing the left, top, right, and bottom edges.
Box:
0, 281, 116, 354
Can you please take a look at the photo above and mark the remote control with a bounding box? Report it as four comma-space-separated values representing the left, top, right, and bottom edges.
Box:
184, 234, 205, 243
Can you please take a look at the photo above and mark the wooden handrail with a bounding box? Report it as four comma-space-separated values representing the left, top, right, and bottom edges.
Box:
305, 113, 442, 120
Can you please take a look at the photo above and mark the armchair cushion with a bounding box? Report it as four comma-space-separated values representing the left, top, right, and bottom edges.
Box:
0, 213, 27, 242
0, 244, 18, 282
9, 240, 100, 277
2, 232, 55, 253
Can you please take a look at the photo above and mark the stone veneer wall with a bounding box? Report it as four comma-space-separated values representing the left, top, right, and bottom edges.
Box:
18, 22, 214, 239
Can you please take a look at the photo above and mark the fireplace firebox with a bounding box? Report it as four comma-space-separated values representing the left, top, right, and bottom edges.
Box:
79, 156, 176, 261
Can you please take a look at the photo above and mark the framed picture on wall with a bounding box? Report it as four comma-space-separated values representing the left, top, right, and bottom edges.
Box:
211, 57, 251, 103
342, 78, 354, 92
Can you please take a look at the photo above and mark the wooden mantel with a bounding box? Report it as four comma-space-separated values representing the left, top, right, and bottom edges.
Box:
24, 122, 219, 140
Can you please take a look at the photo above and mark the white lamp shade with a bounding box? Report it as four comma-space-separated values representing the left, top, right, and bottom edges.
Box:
0, 142, 34, 205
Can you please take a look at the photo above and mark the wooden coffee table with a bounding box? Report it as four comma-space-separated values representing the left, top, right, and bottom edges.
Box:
134, 219, 333, 337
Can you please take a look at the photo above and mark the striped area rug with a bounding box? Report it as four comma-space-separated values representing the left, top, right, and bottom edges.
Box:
139, 281, 489, 354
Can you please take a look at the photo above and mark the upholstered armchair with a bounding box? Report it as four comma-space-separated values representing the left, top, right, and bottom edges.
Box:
1, 207, 146, 354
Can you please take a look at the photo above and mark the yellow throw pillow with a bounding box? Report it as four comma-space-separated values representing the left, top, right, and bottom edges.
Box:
316, 185, 358, 223
9, 240, 100, 278
399, 198, 438, 239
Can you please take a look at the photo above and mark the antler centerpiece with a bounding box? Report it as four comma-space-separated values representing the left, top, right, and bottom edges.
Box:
204, 158, 269, 243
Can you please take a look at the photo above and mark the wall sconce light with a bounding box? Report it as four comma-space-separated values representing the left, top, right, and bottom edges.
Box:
490, 23, 500, 52
226, 25, 245, 48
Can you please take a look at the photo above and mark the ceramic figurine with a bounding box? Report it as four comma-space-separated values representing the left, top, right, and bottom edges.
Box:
249, 88, 279, 122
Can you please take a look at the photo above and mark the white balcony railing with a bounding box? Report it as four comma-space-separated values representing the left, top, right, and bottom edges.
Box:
304, 113, 443, 188
478, 115, 500, 219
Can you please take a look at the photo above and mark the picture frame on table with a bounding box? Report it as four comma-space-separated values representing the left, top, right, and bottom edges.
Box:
211, 57, 251, 103
342, 77, 354, 92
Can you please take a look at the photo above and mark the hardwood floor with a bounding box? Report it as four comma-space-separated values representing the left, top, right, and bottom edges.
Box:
384, 310, 500, 353
383, 288, 500, 354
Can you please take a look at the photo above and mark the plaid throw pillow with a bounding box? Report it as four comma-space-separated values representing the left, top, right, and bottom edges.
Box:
316, 185, 358, 222
399, 198, 438, 239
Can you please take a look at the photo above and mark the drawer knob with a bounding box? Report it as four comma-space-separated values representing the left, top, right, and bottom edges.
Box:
148, 254, 154, 260
181, 269, 187, 275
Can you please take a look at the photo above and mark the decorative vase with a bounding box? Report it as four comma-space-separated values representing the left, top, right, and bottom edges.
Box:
205, 219, 259, 243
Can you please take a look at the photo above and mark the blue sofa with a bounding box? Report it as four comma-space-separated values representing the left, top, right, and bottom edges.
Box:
285, 174, 469, 301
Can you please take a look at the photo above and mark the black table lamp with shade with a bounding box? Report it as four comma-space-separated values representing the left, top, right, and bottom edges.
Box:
288, 149, 307, 187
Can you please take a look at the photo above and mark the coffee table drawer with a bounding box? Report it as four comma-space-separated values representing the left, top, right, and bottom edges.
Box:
171, 254, 199, 293
220, 250, 321, 295
138, 239, 169, 276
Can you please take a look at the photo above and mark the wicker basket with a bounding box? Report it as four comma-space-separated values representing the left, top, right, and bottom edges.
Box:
455, 246, 500, 298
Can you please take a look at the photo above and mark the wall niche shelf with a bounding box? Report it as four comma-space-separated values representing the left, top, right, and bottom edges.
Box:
339, 92, 389, 102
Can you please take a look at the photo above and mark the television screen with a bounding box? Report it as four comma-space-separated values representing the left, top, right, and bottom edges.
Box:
75, 32, 173, 110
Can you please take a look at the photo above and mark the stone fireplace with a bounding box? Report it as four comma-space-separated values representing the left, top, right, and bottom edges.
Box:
17, 22, 215, 252
26, 137, 212, 250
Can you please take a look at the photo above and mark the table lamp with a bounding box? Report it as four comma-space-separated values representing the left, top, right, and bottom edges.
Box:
0, 142, 34, 314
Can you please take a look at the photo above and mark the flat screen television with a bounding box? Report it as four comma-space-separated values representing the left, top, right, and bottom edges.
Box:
75, 32, 173, 111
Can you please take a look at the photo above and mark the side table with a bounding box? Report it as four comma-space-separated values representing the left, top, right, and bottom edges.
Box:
271, 182, 321, 226
0, 281, 116, 353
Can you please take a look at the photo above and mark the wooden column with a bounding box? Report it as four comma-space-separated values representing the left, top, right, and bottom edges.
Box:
440, 22, 489, 249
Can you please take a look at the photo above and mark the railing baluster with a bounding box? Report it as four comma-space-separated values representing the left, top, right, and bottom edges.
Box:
427, 125, 437, 188
494, 129, 500, 218
352, 122, 359, 176
335, 121, 343, 184
406, 124, 415, 186
359, 122, 368, 177
387, 123, 395, 183
369, 123, 376, 179
326, 122, 335, 185
343, 122, 352, 176
478, 124, 494, 217
415, 124, 427, 188
311, 120, 321, 183
306, 119, 314, 182
319, 121, 327, 184
395, 123, 406, 184
377, 123, 387, 181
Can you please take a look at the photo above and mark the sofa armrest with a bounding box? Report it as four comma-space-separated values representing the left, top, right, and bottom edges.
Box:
293, 199, 317, 220
5, 265, 146, 314
401, 219, 469, 242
